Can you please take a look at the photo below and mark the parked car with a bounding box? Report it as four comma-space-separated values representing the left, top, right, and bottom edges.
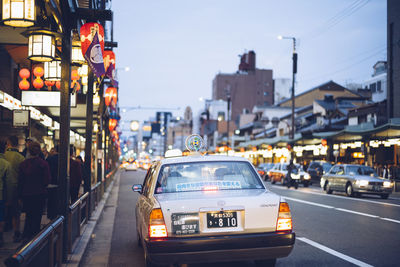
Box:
256, 163, 275, 181
269, 163, 311, 187
307, 161, 333, 182
133, 155, 295, 267
320, 164, 394, 199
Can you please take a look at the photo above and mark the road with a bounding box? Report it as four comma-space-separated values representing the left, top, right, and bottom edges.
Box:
80, 169, 400, 267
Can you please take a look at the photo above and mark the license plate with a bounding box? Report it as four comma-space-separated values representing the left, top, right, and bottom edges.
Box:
171, 213, 199, 235
372, 185, 382, 191
207, 211, 238, 228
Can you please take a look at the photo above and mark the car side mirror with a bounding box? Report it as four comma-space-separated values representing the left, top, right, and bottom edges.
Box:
132, 184, 142, 193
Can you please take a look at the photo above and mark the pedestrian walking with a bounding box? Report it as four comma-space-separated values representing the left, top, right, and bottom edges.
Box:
46, 145, 59, 220
0, 139, 12, 247
22, 137, 44, 159
4, 136, 25, 242
70, 145, 82, 203
18, 141, 51, 241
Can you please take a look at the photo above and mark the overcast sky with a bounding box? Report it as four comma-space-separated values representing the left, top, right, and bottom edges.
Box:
113, 0, 386, 133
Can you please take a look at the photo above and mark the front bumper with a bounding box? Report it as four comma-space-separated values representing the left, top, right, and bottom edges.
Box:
145, 231, 295, 264
354, 185, 392, 194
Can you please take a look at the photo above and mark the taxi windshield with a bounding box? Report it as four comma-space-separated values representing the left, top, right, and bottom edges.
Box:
155, 161, 264, 194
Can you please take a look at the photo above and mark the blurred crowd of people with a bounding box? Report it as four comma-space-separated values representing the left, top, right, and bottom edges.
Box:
373, 163, 400, 180
0, 136, 83, 246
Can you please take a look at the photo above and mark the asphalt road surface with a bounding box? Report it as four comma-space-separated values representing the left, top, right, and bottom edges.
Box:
81, 169, 400, 267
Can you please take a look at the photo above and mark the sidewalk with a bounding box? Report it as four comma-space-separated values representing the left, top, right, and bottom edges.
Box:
0, 214, 51, 267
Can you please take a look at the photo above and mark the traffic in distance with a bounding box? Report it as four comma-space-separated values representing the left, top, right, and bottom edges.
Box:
121, 136, 397, 267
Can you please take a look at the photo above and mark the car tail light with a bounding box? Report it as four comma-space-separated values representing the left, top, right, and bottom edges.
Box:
276, 202, 292, 232
149, 208, 167, 238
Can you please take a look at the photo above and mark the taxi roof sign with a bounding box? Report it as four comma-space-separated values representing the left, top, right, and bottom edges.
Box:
185, 134, 205, 152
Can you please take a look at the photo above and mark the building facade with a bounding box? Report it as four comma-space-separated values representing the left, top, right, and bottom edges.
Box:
212, 51, 274, 124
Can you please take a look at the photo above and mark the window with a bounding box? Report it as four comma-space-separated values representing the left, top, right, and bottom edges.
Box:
330, 166, 340, 175
142, 165, 156, 196
370, 83, 377, 93
263, 92, 268, 96
155, 161, 264, 194
377, 81, 382, 92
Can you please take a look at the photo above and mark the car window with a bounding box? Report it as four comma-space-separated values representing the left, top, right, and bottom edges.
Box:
142, 165, 156, 197
330, 166, 339, 174
155, 161, 264, 194
336, 166, 345, 175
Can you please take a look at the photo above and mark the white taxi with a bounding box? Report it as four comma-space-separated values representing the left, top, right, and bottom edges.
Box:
133, 154, 295, 267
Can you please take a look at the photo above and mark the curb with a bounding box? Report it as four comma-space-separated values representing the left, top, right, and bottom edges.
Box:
63, 170, 121, 267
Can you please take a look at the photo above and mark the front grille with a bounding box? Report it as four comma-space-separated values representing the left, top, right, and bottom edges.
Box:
368, 182, 383, 186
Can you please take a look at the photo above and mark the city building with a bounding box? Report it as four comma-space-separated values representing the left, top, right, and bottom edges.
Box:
363, 61, 387, 103
212, 51, 274, 124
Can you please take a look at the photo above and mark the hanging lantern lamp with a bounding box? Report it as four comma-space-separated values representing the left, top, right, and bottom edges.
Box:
27, 30, 57, 62
71, 41, 85, 64
105, 87, 116, 106
1, 0, 35, 27
32, 66, 44, 90
44, 59, 61, 81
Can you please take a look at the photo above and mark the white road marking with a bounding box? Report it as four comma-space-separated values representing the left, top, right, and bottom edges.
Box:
297, 237, 374, 267
269, 184, 400, 208
381, 217, 400, 224
284, 196, 400, 224
282, 197, 334, 209
335, 208, 379, 218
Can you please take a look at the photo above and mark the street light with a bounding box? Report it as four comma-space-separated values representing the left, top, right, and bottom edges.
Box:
278, 35, 297, 140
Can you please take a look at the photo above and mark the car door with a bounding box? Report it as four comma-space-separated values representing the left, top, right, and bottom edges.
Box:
137, 165, 157, 238
327, 165, 339, 189
335, 166, 346, 191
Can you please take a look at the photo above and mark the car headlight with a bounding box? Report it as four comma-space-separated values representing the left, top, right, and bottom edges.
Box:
304, 173, 311, 180
383, 181, 393, 188
356, 180, 369, 187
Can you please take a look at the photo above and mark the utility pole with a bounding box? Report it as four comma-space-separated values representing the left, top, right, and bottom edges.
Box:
278, 36, 297, 140
225, 85, 231, 151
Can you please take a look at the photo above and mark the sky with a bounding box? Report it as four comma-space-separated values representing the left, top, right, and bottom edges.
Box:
112, 0, 386, 134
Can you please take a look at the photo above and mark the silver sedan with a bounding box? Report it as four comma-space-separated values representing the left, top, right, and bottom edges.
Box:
320, 164, 394, 199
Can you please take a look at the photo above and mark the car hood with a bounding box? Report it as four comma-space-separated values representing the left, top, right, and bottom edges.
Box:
353, 175, 390, 182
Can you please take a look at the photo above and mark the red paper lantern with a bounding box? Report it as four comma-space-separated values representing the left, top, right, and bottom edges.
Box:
33, 77, 44, 89
56, 81, 61, 90
80, 22, 105, 57
45, 80, 55, 91
19, 79, 30, 90
105, 87, 117, 106
19, 68, 30, 79
109, 119, 117, 132
322, 139, 327, 146
103, 50, 116, 73
19, 68, 30, 90
33, 66, 44, 77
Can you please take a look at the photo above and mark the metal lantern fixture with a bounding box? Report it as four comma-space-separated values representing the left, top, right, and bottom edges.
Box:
44, 60, 61, 81
71, 41, 85, 64
2, 0, 35, 27
28, 30, 56, 62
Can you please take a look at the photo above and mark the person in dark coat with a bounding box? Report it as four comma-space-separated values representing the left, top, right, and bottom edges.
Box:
46, 145, 59, 220
69, 146, 82, 203
18, 141, 51, 240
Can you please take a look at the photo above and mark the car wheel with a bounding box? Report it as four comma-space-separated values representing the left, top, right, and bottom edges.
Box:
325, 182, 332, 194
255, 258, 277, 267
346, 183, 354, 197
281, 177, 286, 185
381, 194, 389, 199
271, 179, 276, 184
